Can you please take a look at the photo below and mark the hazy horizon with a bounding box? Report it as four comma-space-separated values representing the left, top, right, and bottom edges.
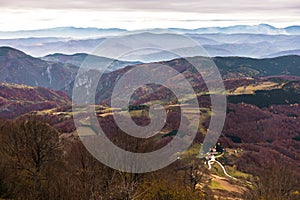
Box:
0, 23, 299, 32
0, 0, 299, 31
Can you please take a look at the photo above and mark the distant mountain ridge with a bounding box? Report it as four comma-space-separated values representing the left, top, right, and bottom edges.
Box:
42, 53, 142, 72
170, 24, 300, 35
1, 31, 300, 59
264, 49, 300, 58
0, 27, 127, 39
1, 24, 300, 39
1, 47, 300, 103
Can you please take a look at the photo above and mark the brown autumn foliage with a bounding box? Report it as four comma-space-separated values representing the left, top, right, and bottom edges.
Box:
0, 117, 64, 199
243, 161, 300, 200
0, 117, 214, 200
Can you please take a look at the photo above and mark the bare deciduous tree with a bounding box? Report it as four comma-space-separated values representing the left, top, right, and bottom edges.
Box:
244, 162, 300, 200
0, 117, 63, 199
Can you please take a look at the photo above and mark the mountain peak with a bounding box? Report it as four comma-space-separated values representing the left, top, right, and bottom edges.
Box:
257, 23, 275, 28
0, 46, 27, 58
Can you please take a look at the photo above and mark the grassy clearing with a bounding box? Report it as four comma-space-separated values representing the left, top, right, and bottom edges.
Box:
226, 166, 252, 181
182, 143, 202, 159
232, 81, 283, 95
210, 180, 226, 190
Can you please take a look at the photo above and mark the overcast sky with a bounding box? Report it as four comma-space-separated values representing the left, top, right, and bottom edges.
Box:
0, 0, 299, 31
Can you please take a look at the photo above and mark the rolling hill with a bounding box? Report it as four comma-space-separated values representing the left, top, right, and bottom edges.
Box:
1, 46, 300, 105
69, 55, 300, 104
0, 82, 70, 118
0, 46, 78, 90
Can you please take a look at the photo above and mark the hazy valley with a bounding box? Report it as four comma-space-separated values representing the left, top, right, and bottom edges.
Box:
0, 25, 299, 199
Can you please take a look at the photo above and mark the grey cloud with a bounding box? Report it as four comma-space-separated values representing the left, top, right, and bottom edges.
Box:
0, 0, 299, 14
